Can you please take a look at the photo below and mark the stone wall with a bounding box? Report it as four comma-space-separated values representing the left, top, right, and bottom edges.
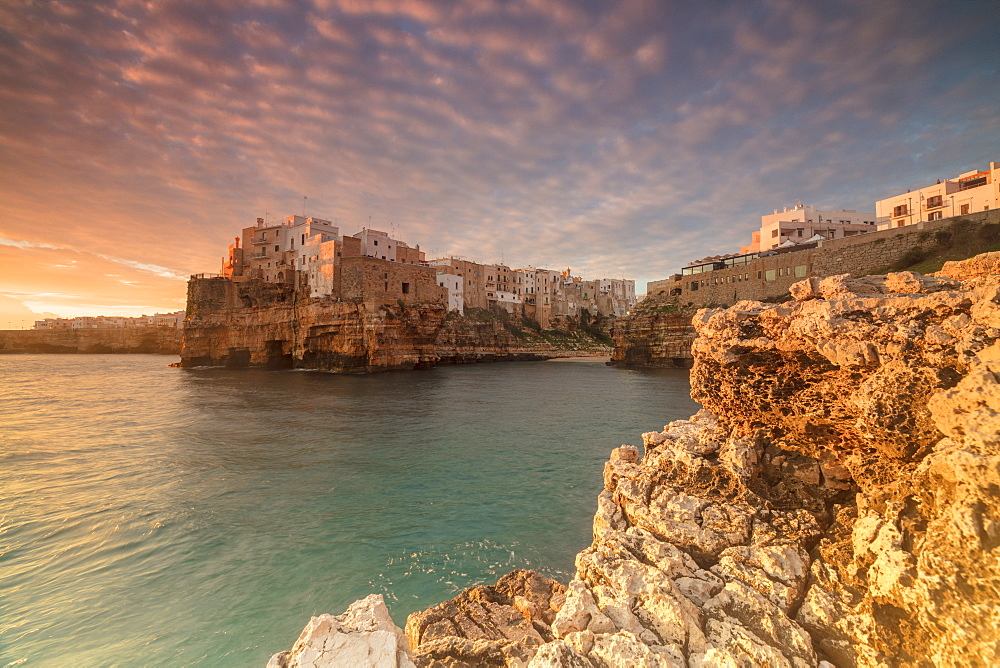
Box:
649, 208, 1000, 307
0, 328, 181, 354
340, 256, 447, 308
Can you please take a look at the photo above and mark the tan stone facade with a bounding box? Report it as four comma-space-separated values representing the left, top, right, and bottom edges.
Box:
876, 161, 1000, 229
650, 208, 1000, 307
340, 256, 446, 307
219, 215, 636, 317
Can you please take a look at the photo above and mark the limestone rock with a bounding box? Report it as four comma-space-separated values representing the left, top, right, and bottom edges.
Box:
404, 570, 565, 667
271, 258, 1000, 667
267, 594, 413, 668
935, 250, 1000, 282
608, 294, 697, 368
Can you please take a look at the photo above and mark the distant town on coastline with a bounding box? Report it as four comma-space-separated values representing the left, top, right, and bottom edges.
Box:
33, 311, 184, 331
216, 218, 637, 330
28, 160, 1000, 331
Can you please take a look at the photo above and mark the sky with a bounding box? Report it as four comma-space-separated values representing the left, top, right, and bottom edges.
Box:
1, 0, 999, 325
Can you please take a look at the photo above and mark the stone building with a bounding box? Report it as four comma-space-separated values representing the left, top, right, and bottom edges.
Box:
876, 161, 1000, 229
435, 269, 465, 312
428, 258, 488, 310
741, 204, 877, 253
340, 256, 446, 308
218, 215, 636, 319
237, 215, 341, 284
648, 208, 1000, 307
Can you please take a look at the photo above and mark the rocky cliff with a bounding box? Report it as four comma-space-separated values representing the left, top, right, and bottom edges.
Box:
182, 277, 611, 371
269, 253, 1000, 667
609, 295, 697, 368
0, 328, 181, 354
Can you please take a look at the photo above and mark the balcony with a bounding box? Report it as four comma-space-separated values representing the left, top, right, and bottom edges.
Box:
959, 176, 987, 191
924, 197, 944, 210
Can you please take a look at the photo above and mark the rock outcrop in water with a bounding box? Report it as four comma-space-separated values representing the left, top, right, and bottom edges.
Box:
608, 295, 697, 368
182, 277, 610, 371
269, 253, 1000, 666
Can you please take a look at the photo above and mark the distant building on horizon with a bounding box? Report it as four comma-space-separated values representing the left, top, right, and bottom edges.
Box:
875, 161, 1000, 230
33, 311, 184, 330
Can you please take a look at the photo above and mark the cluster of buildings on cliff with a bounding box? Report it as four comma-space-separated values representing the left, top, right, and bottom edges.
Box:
218, 216, 635, 328
671, 160, 1000, 280
33, 311, 184, 330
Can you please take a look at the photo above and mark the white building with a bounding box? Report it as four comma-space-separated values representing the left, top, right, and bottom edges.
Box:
875, 161, 1000, 229
598, 278, 637, 316
741, 204, 876, 253
353, 228, 396, 262
435, 271, 465, 312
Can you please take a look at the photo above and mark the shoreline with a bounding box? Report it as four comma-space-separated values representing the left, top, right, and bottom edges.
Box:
269, 255, 1000, 667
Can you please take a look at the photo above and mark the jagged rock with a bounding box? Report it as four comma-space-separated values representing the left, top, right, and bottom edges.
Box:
404, 570, 565, 667
884, 271, 960, 294
609, 295, 697, 368
267, 595, 413, 668
935, 250, 1000, 282
271, 259, 1000, 667
789, 276, 821, 301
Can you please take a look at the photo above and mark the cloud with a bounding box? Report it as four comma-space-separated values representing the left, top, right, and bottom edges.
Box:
0, 0, 997, 312
0, 237, 188, 281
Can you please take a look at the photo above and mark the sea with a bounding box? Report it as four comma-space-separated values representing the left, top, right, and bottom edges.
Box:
0, 354, 699, 666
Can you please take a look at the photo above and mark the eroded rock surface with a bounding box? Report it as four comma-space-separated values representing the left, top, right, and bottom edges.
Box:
404, 570, 566, 667
609, 295, 697, 368
270, 256, 1000, 666
267, 595, 414, 668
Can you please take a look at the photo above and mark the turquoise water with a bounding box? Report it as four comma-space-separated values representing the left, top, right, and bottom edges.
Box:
0, 355, 698, 666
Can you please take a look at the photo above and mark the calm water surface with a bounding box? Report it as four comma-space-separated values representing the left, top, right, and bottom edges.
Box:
0, 355, 698, 666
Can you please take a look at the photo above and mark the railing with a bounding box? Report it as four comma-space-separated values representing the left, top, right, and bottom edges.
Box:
190, 273, 221, 279
924, 199, 944, 209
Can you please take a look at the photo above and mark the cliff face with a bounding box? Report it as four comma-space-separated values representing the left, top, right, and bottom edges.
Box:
182, 277, 611, 371
269, 254, 1000, 667
609, 295, 697, 368
0, 328, 181, 354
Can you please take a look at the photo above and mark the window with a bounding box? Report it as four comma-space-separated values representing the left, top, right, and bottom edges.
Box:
771, 229, 779, 238
893, 204, 908, 217
961, 204, 970, 215
797, 228, 803, 237
926, 195, 943, 209
402, 282, 410, 294
928, 211, 942, 221
274, 245, 279, 252
765, 270, 776, 282
795, 265, 807, 278
374, 240, 378, 246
